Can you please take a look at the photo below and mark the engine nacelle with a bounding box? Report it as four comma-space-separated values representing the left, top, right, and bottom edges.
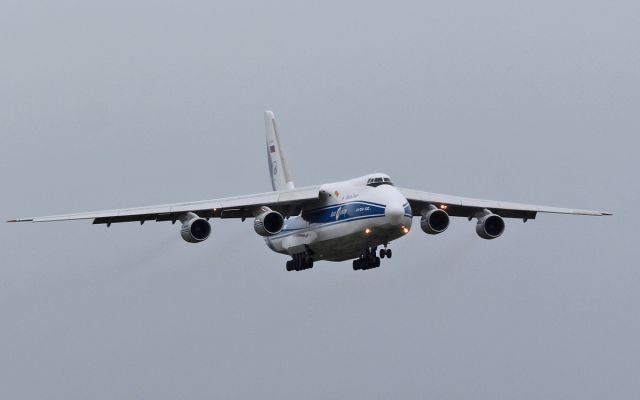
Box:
476, 213, 505, 239
254, 208, 284, 236
180, 215, 211, 243
421, 207, 449, 234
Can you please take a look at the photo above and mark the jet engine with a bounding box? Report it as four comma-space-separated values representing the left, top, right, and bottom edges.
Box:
254, 208, 284, 236
421, 206, 449, 234
476, 213, 505, 239
180, 213, 211, 243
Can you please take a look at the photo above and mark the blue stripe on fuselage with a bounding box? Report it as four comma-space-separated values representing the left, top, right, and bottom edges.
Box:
269, 213, 385, 240
403, 202, 413, 218
303, 200, 387, 213
302, 201, 386, 224
267, 201, 388, 240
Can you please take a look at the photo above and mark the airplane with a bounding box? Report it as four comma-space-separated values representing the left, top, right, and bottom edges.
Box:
8, 111, 611, 271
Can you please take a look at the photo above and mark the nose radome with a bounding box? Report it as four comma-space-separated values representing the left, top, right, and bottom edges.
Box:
385, 202, 404, 224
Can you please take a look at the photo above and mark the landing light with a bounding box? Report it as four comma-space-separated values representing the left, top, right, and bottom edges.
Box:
440, 204, 448, 210
402, 226, 409, 234
364, 228, 372, 235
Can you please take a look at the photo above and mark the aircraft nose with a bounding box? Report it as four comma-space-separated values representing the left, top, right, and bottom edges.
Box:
385, 202, 404, 224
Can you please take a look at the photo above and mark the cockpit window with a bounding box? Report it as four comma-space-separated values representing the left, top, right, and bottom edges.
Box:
366, 177, 394, 187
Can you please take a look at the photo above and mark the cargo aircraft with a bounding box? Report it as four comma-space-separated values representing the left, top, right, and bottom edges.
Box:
8, 112, 611, 271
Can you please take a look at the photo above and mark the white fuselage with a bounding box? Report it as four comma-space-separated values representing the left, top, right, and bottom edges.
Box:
265, 174, 413, 261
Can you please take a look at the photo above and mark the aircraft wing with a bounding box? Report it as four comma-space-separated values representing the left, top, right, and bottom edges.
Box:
8, 186, 322, 225
397, 187, 612, 220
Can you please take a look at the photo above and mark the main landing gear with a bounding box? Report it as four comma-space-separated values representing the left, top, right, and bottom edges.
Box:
286, 252, 314, 271
353, 245, 392, 271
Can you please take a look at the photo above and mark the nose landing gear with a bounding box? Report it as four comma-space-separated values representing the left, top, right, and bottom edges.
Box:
379, 247, 392, 259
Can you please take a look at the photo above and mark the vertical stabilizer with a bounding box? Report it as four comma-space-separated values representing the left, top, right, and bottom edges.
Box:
265, 111, 294, 191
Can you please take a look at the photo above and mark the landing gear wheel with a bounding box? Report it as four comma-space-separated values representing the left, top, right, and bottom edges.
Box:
288, 254, 314, 271
353, 259, 360, 270
379, 249, 385, 259
374, 257, 381, 268
303, 259, 314, 270
385, 249, 392, 259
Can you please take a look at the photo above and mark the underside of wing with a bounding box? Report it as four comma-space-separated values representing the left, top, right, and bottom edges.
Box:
398, 187, 611, 220
9, 186, 321, 225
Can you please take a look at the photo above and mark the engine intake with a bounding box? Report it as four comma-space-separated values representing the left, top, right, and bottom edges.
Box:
421, 206, 449, 234
180, 213, 211, 243
254, 208, 284, 236
476, 213, 505, 239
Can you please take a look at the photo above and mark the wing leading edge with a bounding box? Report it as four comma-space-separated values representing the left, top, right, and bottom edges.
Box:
8, 186, 611, 225
398, 187, 611, 220
8, 186, 321, 225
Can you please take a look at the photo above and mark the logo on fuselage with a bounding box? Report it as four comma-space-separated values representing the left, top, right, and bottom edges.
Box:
330, 207, 348, 220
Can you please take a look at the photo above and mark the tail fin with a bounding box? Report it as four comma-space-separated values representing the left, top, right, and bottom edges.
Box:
265, 111, 294, 191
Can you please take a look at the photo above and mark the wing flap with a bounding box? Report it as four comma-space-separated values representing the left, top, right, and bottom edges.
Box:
398, 187, 611, 220
10, 186, 321, 225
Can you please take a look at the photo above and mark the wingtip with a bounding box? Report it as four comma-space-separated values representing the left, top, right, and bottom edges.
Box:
602, 212, 613, 216
6, 219, 17, 223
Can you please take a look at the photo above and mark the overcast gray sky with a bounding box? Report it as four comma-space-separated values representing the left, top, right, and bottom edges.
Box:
1, 0, 638, 399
